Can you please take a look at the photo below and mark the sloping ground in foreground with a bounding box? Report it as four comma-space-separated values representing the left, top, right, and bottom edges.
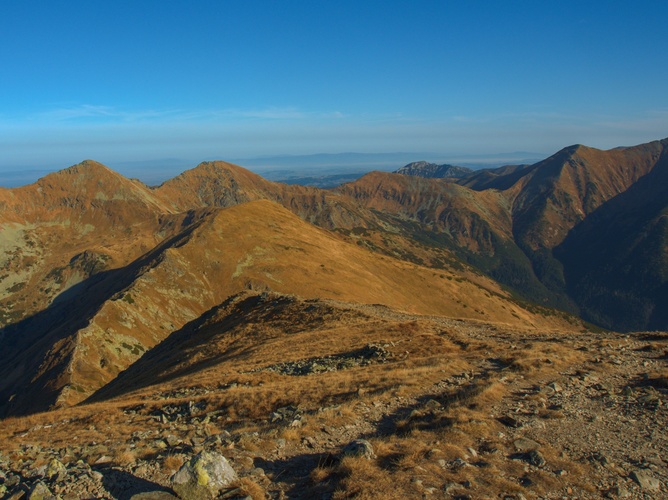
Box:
0, 292, 665, 498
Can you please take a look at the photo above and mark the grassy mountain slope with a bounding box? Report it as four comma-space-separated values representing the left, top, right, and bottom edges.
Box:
154, 160, 371, 230
0, 160, 193, 326
368, 139, 668, 327
1, 199, 574, 417
336, 171, 570, 310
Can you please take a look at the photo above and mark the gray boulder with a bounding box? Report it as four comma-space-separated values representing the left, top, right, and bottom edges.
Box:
170, 451, 238, 499
630, 470, 661, 492
342, 439, 376, 459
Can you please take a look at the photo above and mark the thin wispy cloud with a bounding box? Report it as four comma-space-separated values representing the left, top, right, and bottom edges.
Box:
21, 104, 350, 124
594, 109, 668, 132
32, 104, 176, 122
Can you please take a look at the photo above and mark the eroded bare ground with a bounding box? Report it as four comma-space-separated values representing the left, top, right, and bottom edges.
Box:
0, 301, 666, 499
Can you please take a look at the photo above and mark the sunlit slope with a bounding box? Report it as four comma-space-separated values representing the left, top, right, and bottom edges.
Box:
0, 200, 579, 416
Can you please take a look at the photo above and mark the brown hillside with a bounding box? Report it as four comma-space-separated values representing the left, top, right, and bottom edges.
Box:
0, 159, 173, 223
154, 160, 371, 230
70, 197, 577, 402
0, 161, 198, 326
0, 199, 581, 417
337, 171, 513, 251
2, 291, 664, 499
348, 140, 668, 323
509, 141, 666, 251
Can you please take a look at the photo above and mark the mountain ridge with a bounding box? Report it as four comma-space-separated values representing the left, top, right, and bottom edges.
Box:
2, 198, 572, 416
0, 140, 667, 498
2, 137, 668, 416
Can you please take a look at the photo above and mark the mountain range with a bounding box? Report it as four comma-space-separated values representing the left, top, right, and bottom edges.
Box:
0, 138, 667, 419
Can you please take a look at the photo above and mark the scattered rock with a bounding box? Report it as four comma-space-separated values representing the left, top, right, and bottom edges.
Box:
513, 449, 546, 468
605, 484, 630, 498
171, 451, 238, 499
424, 399, 442, 411
443, 482, 465, 494
621, 386, 634, 397
547, 382, 563, 393
452, 458, 470, 469
45, 458, 66, 480
258, 343, 393, 376
526, 450, 546, 467
27, 481, 55, 500
7, 491, 27, 500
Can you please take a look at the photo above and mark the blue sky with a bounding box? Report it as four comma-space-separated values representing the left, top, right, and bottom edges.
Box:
1, 0, 667, 177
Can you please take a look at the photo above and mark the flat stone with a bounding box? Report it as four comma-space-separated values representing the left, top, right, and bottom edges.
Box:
94, 455, 113, 465
630, 470, 661, 491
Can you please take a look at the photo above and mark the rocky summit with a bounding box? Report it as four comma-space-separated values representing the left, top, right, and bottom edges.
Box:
0, 138, 667, 499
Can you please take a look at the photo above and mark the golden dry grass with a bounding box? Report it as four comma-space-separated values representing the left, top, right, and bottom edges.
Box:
162, 454, 185, 473
113, 449, 136, 467
0, 296, 625, 499
233, 477, 266, 500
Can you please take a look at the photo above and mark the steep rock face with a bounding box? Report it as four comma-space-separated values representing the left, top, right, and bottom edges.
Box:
504, 140, 666, 307
337, 171, 513, 247
509, 142, 664, 252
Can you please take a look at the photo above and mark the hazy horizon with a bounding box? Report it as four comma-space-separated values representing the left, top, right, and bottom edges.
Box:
0, 149, 551, 188
2, 1, 667, 179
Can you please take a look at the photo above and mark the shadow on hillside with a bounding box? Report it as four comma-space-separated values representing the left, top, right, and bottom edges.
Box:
364, 372, 498, 440
86, 292, 296, 403
96, 467, 175, 500
0, 222, 203, 418
87, 292, 388, 405
555, 148, 668, 332
254, 452, 337, 499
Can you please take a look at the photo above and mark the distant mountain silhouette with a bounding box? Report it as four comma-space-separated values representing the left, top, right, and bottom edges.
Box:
394, 161, 473, 179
